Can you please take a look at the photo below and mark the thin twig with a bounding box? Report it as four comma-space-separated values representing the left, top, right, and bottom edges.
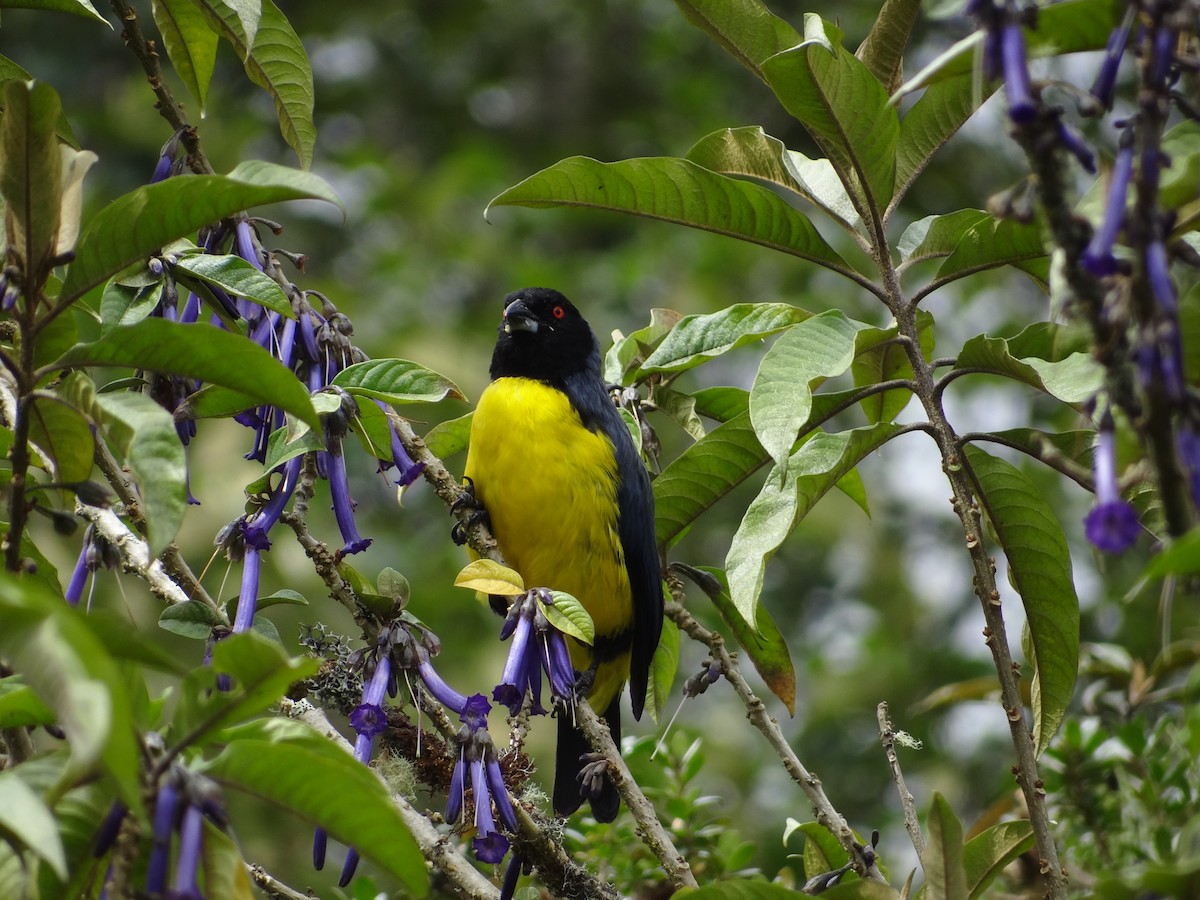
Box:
876, 701, 925, 860
247, 864, 314, 900
665, 580, 887, 883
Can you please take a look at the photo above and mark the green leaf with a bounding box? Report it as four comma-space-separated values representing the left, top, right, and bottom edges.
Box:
932, 216, 1046, 285
1145, 527, 1200, 579
152, 0, 218, 112
954, 324, 1102, 404
604, 307, 684, 385
94, 392, 187, 553
173, 253, 293, 318
159, 599, 219, 639
200, 818, 256, 900
544, 591, 595, 645
964, 446, 1079, 755
645, 616, 680, 723
893, 76, 992, 211
639, 302, 813, 377
750, 311, 871, 469
0, 574, 141, 810
424, 412, 472, 460
172, 631, 319, 751
692, 385, 750, 422
726, 425, 901, 626
26, 393, 94, 483
198, 725, 428, 897
855, 0, 921, 94
489, 157, 853, 276
0, 80, 63, 278
970, 428, 1094, 488
898, 209, 991, 267
851, 310, 934, 424
174, 384, 258, 421
60, 160, 340, 302
694, 566, 795, 715
196, 0, 314, 167
672, 0, 802, 80
654, 391, 857, 549
98, 279, 163, 332
53, 318, 321, 431
685, 126, 863, 235
761, 16, 899, 222
923, 793, 968, 900
0, 677, 55, 728
261, 421, 323, 473
963, 820, 1034, 899
0, 769, 67, 879
331, 358, 465, 405
0, 0, 108, 24
798, 820, 847, 875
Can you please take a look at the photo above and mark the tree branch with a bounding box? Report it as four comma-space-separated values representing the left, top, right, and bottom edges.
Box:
876, 701, 925, 860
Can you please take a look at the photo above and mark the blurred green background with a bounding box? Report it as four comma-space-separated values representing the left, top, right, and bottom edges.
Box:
3, 0, 1173, 894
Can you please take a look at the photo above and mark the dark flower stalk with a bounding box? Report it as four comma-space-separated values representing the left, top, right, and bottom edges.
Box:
493, 590, 577, 715
1084, 410, 1140, 553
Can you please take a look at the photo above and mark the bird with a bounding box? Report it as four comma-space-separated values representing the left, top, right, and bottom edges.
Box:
462, 287, 663, 822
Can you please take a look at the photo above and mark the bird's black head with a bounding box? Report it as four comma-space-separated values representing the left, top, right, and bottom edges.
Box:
489, 287, 601, 384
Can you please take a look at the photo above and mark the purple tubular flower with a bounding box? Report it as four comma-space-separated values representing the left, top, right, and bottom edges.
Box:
313, 828, 328, 870
146, 782, 179, 893
233, 547, 261, 634
169, 804, 204, 900
327, 443, 372, 557
1001, 22, 1035, 123
486, 758, 518, 831
1090, 13, 1132, 110
1081, 139, 1134, 277
1084, 414, 1139, 553
93, 802, 126, 857
374, 399, 425, 488
65, 540, 90, 607
446, 745, 466, 824
1145, 241, 1178, 314
417, 655, 468, 715
471, 751, 509, 863
339, 848, 360, 887
1057, 121, 1096, 174
244, 455, 304, 550
234, 220, 264, 272
1150, 25, 1175, 87
500, 854, 525, 900
493, 592, 577, 715
446, 694, 512, 865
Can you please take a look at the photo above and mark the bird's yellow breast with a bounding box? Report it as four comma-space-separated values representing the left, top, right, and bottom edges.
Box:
465, 377, 633, 706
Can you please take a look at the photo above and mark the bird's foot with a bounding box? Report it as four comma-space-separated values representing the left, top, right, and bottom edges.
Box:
450, 476, 491, 545
576, 753, 612, 801
571, 660, 599, 701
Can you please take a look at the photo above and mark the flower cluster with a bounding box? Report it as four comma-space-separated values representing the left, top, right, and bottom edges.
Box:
446, 694, 518, 864
493, 588, 577, 715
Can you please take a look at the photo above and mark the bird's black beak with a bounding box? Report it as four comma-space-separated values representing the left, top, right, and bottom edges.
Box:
502, 298, 539, 335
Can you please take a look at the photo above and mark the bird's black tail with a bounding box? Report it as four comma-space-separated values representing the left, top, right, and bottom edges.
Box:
554, 698, 621, 823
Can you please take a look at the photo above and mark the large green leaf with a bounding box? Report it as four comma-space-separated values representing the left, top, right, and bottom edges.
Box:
173, 252, 293, 318
953, 324, 1102, 404
0, 769, 67, 880
93, 392, 187, 553
59, 160, 340, 302
0, 575, 141, 810
195, 0, 314, 168
897, 209, 991, 268
199, 721, 427, 897
964, 446, 1079, 755
488, 156, 854, 276
761, 15, 898, 224
672, 0, 802, 80
892, 76, 993, 213
0, 0, 108, 24
930, 216, 1046, 286
52, 318, 321, 431
172, 631, 320, 751
963, 820, 1034, 899
152, 0, 219, 112
694, 566, 795, 715
851, 309, 934, 425
725, 424, 901, 626
0, 80, 62, 279
923, 793, 968, 900
855, 0, 921, 93
331, 358, 465, 405
686, 126, 864, 236
0, 677, 56, 728
422, 411, 472, 459
749, 311, 871, 469
639, 302, 812, 377
26, 393, 94, 483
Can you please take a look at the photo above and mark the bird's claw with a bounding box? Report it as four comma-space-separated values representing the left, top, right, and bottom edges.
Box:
450, 477, 491, 545
576, 753, 612, 801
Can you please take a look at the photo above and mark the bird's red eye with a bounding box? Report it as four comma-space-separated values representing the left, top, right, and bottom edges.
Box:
552, 305, 566, 319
